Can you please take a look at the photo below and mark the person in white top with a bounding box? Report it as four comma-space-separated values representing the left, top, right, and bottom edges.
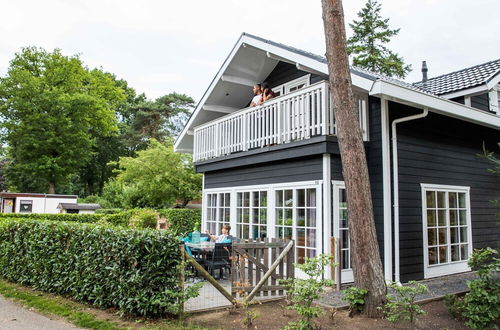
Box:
207, 224, 231, 243
250, 84, 262, 107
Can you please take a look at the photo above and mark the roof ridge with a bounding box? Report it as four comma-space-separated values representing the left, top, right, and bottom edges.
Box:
414, 58, 500, 85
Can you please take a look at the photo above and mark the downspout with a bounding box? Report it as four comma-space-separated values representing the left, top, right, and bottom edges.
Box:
392, 107, 429, 283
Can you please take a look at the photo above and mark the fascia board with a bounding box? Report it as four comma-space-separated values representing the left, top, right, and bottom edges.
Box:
370, 80, 500, 130
486, 72, 500, 90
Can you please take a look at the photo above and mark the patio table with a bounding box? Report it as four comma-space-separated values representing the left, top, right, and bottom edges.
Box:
186, 241, 215, 252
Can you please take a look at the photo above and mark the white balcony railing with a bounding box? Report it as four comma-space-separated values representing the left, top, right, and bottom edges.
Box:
193, 81, 368, 162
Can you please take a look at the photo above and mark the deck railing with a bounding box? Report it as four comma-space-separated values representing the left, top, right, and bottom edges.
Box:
193, 81, 367, 162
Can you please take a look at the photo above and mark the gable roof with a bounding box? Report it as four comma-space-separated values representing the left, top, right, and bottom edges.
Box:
413, 59, 500, 96
175, 34, 500, 152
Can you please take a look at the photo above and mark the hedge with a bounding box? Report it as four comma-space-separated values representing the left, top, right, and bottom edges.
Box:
159, 209, 201, 236
0, 213, 103, 223
0, 218, 182, 316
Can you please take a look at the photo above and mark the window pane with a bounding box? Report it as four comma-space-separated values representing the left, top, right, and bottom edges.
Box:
252, 208, 259, 224
297, 228, 305, 247
307, 209, 316, 227
297, 189, 305, 207
460, 227, 468, 243
450, 210, 458, 226
297, 209, 305, 227
460, 244, 469, 260
428, 247, 438, 265
451, 245, 460, 262
438, 228, 447, 244
297, 248, 306, 264
307, 249, 316, 259
285, 209, 293, 226
459, 210, 467, 225
306, 229, 316, 247
243, 209, 250, 223
342, 250, 350, 269
237, 192, 243, 207
225, 193, 230, 206
276, 209, 283, 225
260, 209, 267, 224
458, 193, 466, 208
437, 191, 446, 208
260, 191, 267, 207
437, 210, 446, 226
451, 227, 459, 244
252, 192, 259, 207
340, 189, 347, 204
439, 246, 447, 264
284, 227, 292, 240
426, 191, 436, 208
341, 229, 349, 249
307, 189, 316, 207
427, 210, 436, 226
284, 190, 293, 206
244, 192, 250, 207
449, 192, 457, 208
428, 229, 437, 246
276, 190, 283, 207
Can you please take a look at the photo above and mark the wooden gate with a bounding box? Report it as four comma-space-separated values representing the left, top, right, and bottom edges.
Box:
231, 238, 295, 301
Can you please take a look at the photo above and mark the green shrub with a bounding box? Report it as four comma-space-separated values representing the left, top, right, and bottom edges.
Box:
95, 208, 124, 215
342, 286, 368, 315
0, 218, 184, 316
128, 209, 158, 229
382, 281, 427, 324
159, 209, 201, 236
447, 248, 500, 329
0, 213, 103, 224
280, 254, 334, 330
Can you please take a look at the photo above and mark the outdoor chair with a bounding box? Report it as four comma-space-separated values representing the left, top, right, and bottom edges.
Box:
205, 242, 232, 280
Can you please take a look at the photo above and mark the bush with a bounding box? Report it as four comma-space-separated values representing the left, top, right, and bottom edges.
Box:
0, 218, 184, 316
0, 213, 103, 224
95, 208, 124, 215
159, 209, 201, 236
128, 209, 158, 229
446, 248, 500, 329
342, 286, 368, 316
382, 281, 427, 324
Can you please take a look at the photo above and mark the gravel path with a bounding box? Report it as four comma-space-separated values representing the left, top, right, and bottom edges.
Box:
318, 271, 477, 308
0, 295, 81, 330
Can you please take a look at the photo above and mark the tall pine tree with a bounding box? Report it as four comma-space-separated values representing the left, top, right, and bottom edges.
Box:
347, 0, 411, 79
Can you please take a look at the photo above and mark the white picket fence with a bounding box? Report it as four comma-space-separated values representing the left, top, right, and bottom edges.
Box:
193, 81, 368, 162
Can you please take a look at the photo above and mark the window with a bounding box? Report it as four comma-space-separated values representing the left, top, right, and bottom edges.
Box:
236, 191, 267, 239
422, 184, 472, 278
338, 188, 350, 270
206, 192, 230, 235
272, 75, 310, 97
275, 188, 317, 264
19, 200, 32, 213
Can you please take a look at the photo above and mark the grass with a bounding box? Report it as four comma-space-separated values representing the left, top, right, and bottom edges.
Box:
0, 279, 205, 330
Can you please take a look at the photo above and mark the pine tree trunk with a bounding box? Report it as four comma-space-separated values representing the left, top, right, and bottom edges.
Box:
48, 182, 56, 194
321, 0, 386, 317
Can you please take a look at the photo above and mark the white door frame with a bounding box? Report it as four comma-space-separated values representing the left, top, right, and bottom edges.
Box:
332, 180, 354, 283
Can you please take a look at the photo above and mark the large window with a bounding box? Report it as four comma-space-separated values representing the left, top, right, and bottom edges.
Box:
236, 191, 267, 239
275, 188, 317, 264
206, 192, 230, 235
422, 184, 472, 278
19, 200, 33, 213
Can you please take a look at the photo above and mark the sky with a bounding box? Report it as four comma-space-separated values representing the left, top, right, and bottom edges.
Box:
1, 0, 499, 102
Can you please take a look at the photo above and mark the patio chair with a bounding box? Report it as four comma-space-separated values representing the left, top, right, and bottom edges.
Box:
205, 242, 232, 280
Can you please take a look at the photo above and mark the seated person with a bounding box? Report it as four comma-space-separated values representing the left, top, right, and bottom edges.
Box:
206, 224, 231, 243
250, 84, 262, 107
258, 82, 275, 104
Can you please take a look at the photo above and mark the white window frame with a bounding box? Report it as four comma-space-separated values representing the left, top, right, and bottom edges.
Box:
203, 180, 322, 269
204, 191, 231, 235
332, 181, 354, 283
421, 183, 473, 278
235, 189, 269, 240
272, 74, 311, 97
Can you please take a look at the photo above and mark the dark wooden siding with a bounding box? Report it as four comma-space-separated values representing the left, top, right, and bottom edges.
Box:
470, 93, 490, 112
264, 62, 325, 89
204, 155, 323, 189
450, 96, 465, 105
390, 102, 500, 282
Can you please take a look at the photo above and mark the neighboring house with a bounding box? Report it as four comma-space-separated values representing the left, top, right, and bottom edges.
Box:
0, 192, 78, 214
174, 33, 500, 283
57, 203, 101, 214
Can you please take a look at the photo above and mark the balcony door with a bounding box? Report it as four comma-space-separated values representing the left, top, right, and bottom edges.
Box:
332, 181, 353, 283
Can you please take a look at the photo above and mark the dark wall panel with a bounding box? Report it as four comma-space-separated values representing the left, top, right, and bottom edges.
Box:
204, 155, 323, 189
390, 102, 500, 282
264, 62, 325, 88
470, 93, 490, 112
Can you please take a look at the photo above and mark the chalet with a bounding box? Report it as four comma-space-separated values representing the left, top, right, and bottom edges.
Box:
0, 192, 78, 214
175, 33, 500, 283
57, 203, 101, 214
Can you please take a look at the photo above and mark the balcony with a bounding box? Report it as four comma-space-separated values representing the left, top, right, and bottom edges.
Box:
193, 81, 368, 163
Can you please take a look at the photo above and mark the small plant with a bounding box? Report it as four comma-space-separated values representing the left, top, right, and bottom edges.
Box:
242, 307, 260, 329
446, 248, 499, 329
444, 294, 466, 320
383, 281, 427, 324
280, 254, 334, 330
342, 286, 368, 316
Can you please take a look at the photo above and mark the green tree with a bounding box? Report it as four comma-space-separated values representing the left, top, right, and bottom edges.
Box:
0, 47, 125, 193
108, 139, 201, 208
347, 0, 411, 78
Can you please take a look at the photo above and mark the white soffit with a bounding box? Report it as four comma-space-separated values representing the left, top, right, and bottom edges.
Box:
370, 80, 500, 130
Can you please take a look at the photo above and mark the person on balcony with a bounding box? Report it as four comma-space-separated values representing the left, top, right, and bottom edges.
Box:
250, 84, 262, 107
258, 82, 275, 104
